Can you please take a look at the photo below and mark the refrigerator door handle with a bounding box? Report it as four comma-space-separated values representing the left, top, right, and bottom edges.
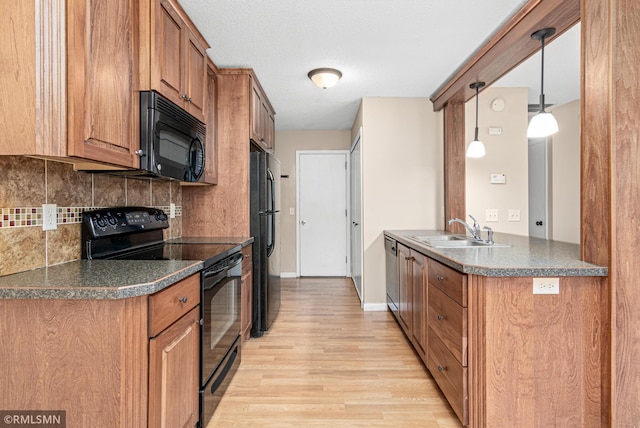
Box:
266, 167, 276, 256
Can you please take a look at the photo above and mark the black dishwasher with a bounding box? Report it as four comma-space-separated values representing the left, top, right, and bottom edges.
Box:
384, 236, 399, 315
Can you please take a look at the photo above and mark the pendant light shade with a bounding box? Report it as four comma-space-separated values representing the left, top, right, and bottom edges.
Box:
308, 68, 342, 89
467, 81, 486, 158
527, 28, 559, 138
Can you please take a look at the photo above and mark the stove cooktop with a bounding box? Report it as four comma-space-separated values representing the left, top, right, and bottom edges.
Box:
81, 207, 243, 268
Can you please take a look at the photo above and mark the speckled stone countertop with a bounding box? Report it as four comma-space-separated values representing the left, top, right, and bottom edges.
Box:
0, 237, 254, 299
0, 260, 204, 299
385, 230, 608, 277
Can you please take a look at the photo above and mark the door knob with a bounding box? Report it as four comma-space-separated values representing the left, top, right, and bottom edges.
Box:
301, 220, 306, 225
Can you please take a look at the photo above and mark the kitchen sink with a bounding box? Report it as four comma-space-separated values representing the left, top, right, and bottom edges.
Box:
409, 234, 469, 241
409, 235, 511, 248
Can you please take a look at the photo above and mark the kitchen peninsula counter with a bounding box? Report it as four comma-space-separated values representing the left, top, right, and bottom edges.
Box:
385, 229, 607, 277
384, 229, 608, 427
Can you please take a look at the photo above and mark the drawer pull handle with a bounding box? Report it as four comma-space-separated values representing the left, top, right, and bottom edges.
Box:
437, 365, 447, 372
178, 296, 188, 304
437, 275, 444, 281
405, 256, 415, 261
437, 314, 446, 321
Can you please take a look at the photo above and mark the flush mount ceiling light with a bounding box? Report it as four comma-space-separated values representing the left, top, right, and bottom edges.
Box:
467, 81, 486, 158
527, 27, 559, 138
307, 68, 342, 89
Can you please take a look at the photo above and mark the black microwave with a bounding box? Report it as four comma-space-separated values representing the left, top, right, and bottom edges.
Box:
139, 91, 206, 182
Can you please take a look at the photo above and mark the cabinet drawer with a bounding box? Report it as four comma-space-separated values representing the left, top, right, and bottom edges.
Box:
428, 283, 467, 365
427, 328, 468, 425
428, 259, 467, 306
149, 274, 200, 337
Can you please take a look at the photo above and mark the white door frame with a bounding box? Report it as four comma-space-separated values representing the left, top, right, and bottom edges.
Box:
349, 128, 363, 301
295, 150, 351, 277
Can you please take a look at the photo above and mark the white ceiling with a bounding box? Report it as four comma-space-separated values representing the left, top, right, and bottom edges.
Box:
179, 0, 579, 131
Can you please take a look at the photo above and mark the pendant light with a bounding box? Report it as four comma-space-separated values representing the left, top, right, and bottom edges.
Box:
527, 28, 559, 138
467, 81, 486, 158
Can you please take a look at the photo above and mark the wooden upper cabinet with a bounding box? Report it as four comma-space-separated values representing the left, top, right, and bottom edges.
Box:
203, 61, 218, 184
67, 0, 139, 167
150, 0, 208, 123
250, 78, 275, 152
0, 1, 138, 167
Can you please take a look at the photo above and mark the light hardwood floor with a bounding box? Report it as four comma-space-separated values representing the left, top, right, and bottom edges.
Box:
209, 277, 462, 427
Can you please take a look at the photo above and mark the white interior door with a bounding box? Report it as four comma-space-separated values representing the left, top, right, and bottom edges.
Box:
528, 138, 549, 239
297, 151, 348, 276
350, 132, 362, 300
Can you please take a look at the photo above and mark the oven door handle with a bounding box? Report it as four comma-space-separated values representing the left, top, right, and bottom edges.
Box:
210, 346, 238, 394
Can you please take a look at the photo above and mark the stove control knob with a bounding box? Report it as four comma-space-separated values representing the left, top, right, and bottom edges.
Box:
155, 212, 168, 222
96, 217, 107, 228
107, 216, 117, 226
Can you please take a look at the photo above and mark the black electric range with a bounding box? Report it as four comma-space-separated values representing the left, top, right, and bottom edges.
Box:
81, 207, 240, 268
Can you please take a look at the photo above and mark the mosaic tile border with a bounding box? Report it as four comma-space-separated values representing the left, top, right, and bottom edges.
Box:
0, 206, 182, 229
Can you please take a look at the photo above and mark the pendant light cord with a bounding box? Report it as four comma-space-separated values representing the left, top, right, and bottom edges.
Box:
474, 85, 480, 141
540, 34, 546, 113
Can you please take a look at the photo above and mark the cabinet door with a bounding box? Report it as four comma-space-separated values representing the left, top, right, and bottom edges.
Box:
149, 306, 200, 428
397, 243, 412, 334
184, 30, 207, 121
251, 84, 263, 145
203, 64, 218, 184
152, 0, 187, 108
411, 250, 428, 357
241, 245, 253, 340
66, 0, 138, 167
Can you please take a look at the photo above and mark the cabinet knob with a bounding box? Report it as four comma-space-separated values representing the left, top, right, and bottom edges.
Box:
178, 296, 188, 304
437, 275, 444, 281
437, 314, 446, 321
437, 365, 447, 372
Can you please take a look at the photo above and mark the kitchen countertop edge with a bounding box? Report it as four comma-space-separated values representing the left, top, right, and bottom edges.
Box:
385, 230, 608, 277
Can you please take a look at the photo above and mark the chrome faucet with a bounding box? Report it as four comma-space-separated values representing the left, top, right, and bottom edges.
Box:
448, 215, 482, 240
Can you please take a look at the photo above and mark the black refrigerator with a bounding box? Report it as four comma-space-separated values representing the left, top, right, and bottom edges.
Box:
250, 151, 281, 337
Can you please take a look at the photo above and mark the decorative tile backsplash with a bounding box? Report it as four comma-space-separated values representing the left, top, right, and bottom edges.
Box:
0, 206, 182, 229
0, 157, 184, 276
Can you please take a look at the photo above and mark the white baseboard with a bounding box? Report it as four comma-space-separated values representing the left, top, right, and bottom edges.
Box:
363, 303, 388, 312
280, 272, 298, 278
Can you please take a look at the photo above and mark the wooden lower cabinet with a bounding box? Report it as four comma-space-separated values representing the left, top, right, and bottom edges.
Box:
392, 240, 607, 427
427, 259, 468, 424
396, 243, 428, 360
241, 244, 253, 340
0, 273, 201, 428
149, 306, 199, 428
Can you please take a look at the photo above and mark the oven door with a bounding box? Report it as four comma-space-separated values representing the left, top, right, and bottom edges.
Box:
201, 253, 242, 386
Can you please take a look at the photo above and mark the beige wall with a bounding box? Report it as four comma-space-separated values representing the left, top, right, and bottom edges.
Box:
550, 99, 580, 243
466, 87, 529, 236
0, 157, 183, 276
356, 98, 443, 307
274, 131, 352, 275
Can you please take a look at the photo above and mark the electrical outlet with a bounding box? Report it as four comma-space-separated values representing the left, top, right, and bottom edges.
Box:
508, 209, 521, 221
533, 278, 560, 294
290, 207, 295, 215
42, 204, 57, 231
485, 209, 499, 222
169, 203, 176, 219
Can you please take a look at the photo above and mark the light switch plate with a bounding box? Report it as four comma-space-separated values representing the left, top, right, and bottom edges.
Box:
42, 204, 57, 231
533, 278, 559, 294
169, 203, 176, 219
488, 127, 502, 135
